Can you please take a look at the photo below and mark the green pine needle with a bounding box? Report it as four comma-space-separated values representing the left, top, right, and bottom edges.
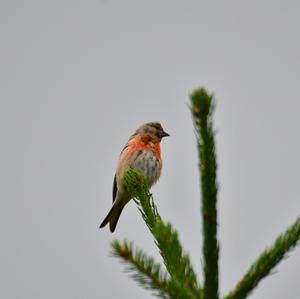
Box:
191, 87, 219, 299
223, 217, 300, 299
111, 240, 169, 298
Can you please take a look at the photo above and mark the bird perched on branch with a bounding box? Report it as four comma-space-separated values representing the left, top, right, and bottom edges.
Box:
100, 122, 169, 232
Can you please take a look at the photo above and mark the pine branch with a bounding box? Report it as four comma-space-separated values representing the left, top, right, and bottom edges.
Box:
167, 279, 199, 299
154, 221, 201, 299
111, 240, 170, 298
107, 86, 300, 299
223, 217, 300, 299
124, 168, 201, 298
191, 88, 219, 299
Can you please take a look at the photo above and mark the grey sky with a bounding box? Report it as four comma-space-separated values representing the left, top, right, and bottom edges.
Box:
1, 1, 300, 298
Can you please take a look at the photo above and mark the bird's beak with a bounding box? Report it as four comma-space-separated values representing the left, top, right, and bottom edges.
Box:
161, 131, 170, 138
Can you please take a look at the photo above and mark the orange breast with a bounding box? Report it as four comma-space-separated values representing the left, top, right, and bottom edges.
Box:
128, 138, 162, 160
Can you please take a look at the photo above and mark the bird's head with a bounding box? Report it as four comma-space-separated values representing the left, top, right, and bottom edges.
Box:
136, 122, 169, 142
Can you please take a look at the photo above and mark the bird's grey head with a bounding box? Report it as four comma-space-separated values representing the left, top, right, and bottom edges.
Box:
137, 122, 170, 141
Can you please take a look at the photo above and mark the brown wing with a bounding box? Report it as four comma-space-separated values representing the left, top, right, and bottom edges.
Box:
112, 142, 131, 204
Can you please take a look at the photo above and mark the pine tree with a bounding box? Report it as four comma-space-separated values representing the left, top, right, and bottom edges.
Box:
110, 87, 300, 299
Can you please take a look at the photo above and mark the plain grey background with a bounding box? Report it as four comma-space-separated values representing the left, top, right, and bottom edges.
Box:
1, 1, 300, 298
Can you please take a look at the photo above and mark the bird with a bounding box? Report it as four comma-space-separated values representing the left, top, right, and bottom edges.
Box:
99, 122, 169, 232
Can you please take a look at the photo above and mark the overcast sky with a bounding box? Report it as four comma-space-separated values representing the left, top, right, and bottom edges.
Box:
1, 1, 300, 299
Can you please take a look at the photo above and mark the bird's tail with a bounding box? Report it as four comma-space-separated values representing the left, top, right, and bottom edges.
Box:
99, 202, 124, 233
